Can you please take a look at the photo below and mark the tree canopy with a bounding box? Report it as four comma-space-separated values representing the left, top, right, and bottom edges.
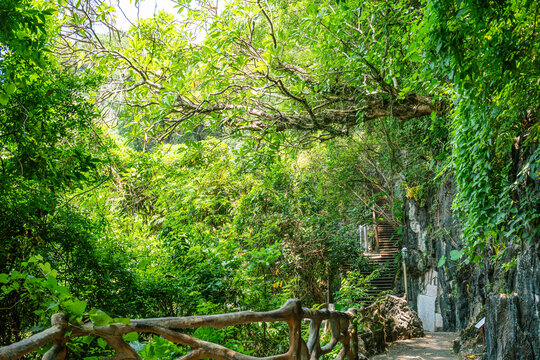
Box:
57, 0, 538, 248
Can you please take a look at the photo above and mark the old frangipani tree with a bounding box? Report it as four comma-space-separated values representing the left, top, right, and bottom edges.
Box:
59, 0, 437, 143
59, 0, 538, 256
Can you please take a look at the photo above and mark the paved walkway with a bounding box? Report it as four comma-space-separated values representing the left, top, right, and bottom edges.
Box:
371, 332, 458, 360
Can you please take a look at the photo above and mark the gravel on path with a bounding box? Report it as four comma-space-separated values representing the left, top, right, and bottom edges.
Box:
370, 332, 458, 360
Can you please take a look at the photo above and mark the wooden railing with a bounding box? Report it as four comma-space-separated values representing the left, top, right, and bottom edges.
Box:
0, 299, 360, 360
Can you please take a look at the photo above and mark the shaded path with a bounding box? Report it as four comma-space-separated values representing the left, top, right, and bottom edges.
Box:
371, 332, 458, 360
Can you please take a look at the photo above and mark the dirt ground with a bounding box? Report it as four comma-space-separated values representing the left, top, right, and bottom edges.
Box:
371, 332, 459, 360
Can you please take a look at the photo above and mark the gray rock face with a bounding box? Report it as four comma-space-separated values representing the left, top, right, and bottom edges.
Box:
486, 294, 528, 359
485, 241, 540, 360
402, 178, 485, 333
401, 174, 540, 359
514, 241, 540, 358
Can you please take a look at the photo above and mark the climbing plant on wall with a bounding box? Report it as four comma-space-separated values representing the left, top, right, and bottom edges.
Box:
424, 0, 539, 263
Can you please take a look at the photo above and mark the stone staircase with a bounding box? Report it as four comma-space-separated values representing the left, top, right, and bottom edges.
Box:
362, 223, 400, 300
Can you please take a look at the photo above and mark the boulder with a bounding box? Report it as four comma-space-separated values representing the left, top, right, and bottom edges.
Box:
357, 295, 424, 356
379, 295, 425, 341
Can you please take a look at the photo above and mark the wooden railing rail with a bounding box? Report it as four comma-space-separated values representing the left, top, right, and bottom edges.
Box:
0, 299, 359, 360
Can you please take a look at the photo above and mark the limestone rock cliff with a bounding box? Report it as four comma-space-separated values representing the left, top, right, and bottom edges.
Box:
400, 177, 539, 359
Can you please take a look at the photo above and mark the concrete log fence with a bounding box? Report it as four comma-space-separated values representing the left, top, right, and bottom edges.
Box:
0, 299, 360, 360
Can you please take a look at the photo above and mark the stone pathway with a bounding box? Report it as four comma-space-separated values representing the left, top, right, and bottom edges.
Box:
371, 332, 458, 360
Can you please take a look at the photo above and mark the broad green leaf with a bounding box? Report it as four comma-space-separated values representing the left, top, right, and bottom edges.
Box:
28, 255, 43, 263
123, 332, 138, 342
97, 337, 108, 349
46, 301, 59, 311
437, 256, 446, 268
39, 262, 52, 274
57, 285, 71, 299
5, 83, 16, 95
10, 270, 23, 279
450, 250, 463, 261
89, 309, 115, 326
0, 274, 9, 284
63, 299, 87, 317
80, 335, 96, 345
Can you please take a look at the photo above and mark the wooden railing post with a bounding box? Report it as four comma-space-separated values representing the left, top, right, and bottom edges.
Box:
286, 299, 304, 360
42, 314, 67, 360
101, 335, 141, 360
347, 308, 358, 360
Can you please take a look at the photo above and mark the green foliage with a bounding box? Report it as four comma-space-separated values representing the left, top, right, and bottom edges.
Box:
62, 133, 379, 355
136, 336, 185, 359
335, 268, 381, 309
0, 0, 136, 346
0, 256, 83, 332
0, 0, 57, 100
76, 136, 355, 312
192, 327, 255, 354
425, 0, 539, 263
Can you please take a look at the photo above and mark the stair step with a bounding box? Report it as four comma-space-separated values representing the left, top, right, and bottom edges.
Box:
368, 258, 397, 261
343, 222, 399, 304
370, 284, 393, 288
